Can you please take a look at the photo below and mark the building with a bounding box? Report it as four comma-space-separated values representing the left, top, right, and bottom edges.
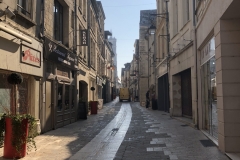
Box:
42, 0, 79, 131
102, 31, 114, 103
108, 36, 118, 95
155, 0, 170, 112
138, 10, 156, 107
195, 0, 240, 156
0, 0, 43, 130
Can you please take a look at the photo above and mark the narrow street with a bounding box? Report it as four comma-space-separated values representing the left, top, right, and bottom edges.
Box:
0, 98, 229, 160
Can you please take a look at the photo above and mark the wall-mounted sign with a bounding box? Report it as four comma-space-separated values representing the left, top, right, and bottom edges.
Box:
80, 30, 88, 46
201, 37, 215, 66
44, 37, 78, 70
96, 76, 102, 86
21, 44, 41, 67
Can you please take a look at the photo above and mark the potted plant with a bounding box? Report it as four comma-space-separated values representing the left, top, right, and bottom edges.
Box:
0, 73, 37, 159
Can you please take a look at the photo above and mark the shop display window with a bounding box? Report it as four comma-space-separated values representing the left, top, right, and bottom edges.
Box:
65, 85, 70, 110
57, 83, 63, 111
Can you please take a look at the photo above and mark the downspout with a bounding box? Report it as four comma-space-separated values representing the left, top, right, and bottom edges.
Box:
87, 0, 91, 67
40, 0, 45, 131
74, 0, 78, 120
192, 0, 199, 129
165, 0, 171, 115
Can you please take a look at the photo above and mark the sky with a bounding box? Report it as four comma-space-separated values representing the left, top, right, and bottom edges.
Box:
100, 0, 156, 79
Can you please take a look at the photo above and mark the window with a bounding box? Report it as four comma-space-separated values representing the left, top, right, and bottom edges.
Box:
65, 85, 70, 110
90, 39, 96, 68
17, 0, 32, 18
183, 0, 189, 25
71, 11, 74, 29
71, 87, 74, 108
57, 84, 63, 111
83, 0, 87, 17
54, 0, 63, 41
79, 25, 83, 56
172, 0, 178, 36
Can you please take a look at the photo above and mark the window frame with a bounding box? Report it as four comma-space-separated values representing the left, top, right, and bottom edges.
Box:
17, 0, 33, 18
54, 0, 64, 42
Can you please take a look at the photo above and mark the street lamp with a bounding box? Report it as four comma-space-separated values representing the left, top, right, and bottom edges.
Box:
148, 25, 156, 35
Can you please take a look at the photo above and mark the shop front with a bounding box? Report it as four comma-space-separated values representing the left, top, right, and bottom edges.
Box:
43, 37, 78, 131
200, 37, 218, 139
0, 27, 43, 126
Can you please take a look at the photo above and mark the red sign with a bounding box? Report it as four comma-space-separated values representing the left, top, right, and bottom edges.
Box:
21, 44, 41, 67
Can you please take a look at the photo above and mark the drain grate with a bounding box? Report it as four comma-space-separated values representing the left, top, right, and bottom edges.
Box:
200, 140, 216, 147
181, 124, 188, 127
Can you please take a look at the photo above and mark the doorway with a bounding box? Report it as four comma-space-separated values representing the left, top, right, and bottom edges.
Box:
45, 81, 53, 132
158, 74, 170, 112
181, 69, 192, 118
202, 56, 218, 139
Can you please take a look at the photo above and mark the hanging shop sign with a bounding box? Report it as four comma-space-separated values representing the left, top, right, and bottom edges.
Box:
80, 29, 88, 46
44, 37, 78, 70
201, 37, 215, 66
21, 44, 41, 67
96, 76, 102, 86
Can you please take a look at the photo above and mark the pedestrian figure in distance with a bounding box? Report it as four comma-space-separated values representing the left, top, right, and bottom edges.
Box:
146, 90, 150, 108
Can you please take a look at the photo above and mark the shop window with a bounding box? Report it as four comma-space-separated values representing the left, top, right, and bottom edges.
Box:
18, 79, 29, 114
17, 0, 32, 18
71, 87, 74, 108
54, 0, 63, 42
65, 85, 70, 110
57, 66, 69, 78
0, 74, 11, 114
0, 73, 29, 114
57, 84, 63, 111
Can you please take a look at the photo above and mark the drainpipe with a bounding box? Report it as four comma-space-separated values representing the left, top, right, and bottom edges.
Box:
165, 0, 171, 115
192, 0, 199, 129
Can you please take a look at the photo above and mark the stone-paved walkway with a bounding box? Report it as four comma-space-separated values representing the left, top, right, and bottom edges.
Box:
114, 102, 229, 160
0, 99, 120, 160
0, 100, 230, 160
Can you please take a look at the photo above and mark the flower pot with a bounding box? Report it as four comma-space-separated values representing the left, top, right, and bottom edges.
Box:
90, 101, 98, 114
3, 117, 29, 159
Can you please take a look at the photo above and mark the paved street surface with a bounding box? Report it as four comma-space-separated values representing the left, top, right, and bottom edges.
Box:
0, 98, 230, 160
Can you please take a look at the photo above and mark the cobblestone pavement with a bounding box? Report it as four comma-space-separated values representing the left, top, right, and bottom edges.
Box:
0, 100, 230, 160
114, 102, 229, 160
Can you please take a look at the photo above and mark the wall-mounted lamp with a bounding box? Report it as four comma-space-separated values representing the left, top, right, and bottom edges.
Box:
148, 24, 156, 35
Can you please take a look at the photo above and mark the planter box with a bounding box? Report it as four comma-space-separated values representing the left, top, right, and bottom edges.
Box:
90, 101, 98, 114
4, 117, 28, 159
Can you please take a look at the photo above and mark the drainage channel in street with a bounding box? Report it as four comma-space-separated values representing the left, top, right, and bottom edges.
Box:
69, 103, 132, 160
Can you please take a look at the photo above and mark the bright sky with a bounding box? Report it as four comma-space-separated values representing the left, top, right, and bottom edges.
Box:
100, 1, 156, 79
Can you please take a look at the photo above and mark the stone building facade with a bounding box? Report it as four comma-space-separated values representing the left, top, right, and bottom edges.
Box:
0, 0, 115, 134
138, 10, 156, 107
195, 0, 240, 156
0, 0, 43, 129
